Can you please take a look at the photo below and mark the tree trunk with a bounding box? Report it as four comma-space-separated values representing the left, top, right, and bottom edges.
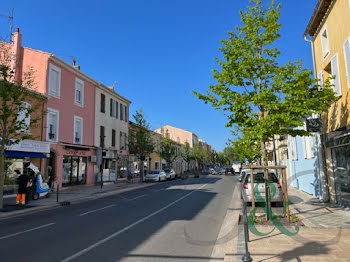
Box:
0, 154, 5, 209
139, 158, 144, 183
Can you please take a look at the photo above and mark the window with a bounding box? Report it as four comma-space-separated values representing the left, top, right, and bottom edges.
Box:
16, 102, 31, 133
47, 108, 59, 142
74, 116, 83, 144
48, 64, 61, 97
120, 132, 126, 150
112, 129, 116, 147
155, 162, 159, 170
75, 78, 84, 106
120, 103, 124, 121
100, 126, 105, 147
100, 93, 105, 113
343, 37, 350, 89
321, 27, 330, 59
110, 99, 118, 117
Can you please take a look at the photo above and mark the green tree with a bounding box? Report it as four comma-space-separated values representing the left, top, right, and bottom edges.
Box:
159, 130, 177, 168
0, 42, 41, 208
193, 0, 336, 163
192, 144, 208, 171
128, 109, 154, 182
181, 142, 193, 175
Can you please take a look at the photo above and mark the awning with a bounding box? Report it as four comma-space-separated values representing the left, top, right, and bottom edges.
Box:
4, 151, 47, 158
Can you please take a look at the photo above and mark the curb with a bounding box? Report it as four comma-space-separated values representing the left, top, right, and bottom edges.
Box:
0, 182, 154, 220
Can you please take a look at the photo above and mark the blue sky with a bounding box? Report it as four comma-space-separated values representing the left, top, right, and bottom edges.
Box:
0, 0, 318, 151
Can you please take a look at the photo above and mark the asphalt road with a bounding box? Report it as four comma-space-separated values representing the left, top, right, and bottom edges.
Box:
0, 175, 237, 262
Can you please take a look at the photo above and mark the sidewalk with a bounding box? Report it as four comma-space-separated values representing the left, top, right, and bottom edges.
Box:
0, 178, 150, 219
225, 186, 350, 262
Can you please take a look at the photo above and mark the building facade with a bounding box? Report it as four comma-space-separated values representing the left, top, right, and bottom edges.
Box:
94, 85, 130, 181
305, 0, 350, 207
8, 29, 98, 187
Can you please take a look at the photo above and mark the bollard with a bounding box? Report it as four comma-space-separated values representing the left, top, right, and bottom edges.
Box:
56, 184, 59, 203
242, 199, 252, 262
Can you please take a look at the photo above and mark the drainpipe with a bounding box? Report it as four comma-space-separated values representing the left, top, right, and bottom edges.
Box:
304, 34, 329, 202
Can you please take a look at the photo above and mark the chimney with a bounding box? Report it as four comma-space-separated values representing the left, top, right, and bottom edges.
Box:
72, 58, 80, 70
11, 28, 22, 82
107, 86, 114, 90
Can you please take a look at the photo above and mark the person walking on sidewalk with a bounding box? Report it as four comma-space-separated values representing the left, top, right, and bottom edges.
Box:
16, 170, 29, 205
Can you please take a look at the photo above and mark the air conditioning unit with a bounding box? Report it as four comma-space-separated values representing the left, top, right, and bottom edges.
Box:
89, 155, 97, 163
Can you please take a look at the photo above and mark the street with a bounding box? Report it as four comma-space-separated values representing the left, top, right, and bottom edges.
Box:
0, 175, 236, 262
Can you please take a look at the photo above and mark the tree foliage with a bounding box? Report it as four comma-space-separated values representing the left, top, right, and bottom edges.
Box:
181, 142, 193, 171
193, 0, 336, 158
192, 144, 208, 170
159, 130, 177, 168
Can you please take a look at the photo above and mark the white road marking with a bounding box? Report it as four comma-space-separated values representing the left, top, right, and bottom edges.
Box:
0, 223, 56, 240
127, 194, 148, 201
79, 204, 116, 217
61, 183, 207, 262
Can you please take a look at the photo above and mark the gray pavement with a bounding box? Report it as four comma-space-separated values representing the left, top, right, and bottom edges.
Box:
0, 175, 236, 262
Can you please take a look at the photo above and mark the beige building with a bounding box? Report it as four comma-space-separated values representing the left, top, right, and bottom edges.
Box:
154, 125, 199, 148
305, 0, 350, 207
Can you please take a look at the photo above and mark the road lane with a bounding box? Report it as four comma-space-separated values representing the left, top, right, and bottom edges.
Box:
0, 175, 236, 262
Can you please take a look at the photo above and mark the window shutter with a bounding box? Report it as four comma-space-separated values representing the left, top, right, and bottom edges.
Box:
331, 54, 342, 96
110, 98, 113, 116
306, 136, 314, 158
115, 101, 118, 119
290, 136, 298, 161
344, 38, 350, 89
50, 69, 59, 95
120, 104, 123, 120
318, 71, 324, 90
124, 105, 127, 122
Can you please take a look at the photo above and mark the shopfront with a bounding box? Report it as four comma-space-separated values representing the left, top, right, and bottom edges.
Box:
49, 143, 95, 188
3, 139, 50, 194
326, 131, 350, 208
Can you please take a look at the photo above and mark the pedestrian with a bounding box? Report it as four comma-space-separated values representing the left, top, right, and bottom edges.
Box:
15, 170, 29, 206
25, 170, 35, 204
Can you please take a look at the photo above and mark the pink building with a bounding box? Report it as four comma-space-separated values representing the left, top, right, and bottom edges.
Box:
8, 29, 97, 187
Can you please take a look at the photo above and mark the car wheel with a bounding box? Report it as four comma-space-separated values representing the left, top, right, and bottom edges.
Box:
32, 193, 39, 200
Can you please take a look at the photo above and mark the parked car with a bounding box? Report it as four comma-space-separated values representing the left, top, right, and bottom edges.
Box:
224, 166, 234, 175
145, 170, 167, 182
218, 167, 226, 175
241, 171, 283, 204
164, 169, 176, 180
238, 168, 251, 182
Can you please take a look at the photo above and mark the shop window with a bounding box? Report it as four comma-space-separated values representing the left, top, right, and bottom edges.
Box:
47, 108, 59, 142
48, 64, 61, 98
75, 78, 84, 107
16, 102, 31, 133
62, 156, 87, 186
74, 116, 83, 144
155, 162, 159, 170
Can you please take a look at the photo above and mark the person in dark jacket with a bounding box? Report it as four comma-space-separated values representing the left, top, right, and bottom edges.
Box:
16, 170, 29, 205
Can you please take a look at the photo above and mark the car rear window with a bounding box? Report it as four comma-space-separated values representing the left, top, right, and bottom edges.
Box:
245, 173, 278, 183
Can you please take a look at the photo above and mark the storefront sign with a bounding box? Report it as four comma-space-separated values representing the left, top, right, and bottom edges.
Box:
65, 150, 87, 156
306, 118, 322, 132
5, 139, 50, 153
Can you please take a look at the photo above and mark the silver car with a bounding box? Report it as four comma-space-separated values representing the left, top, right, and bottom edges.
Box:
241, 171, 283, 203
145, 170, 167, 182
164, 169, 176, 180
